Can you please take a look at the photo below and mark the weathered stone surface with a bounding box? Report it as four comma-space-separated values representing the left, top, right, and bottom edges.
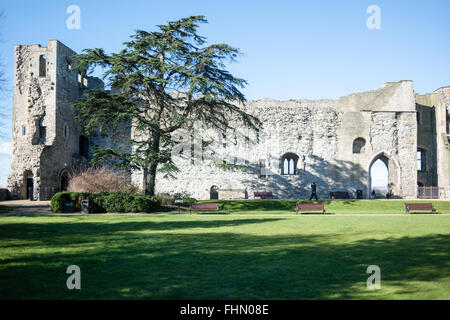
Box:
433, 87, 450, 197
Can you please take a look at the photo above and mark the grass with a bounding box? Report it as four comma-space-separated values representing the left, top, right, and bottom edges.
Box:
0, 214, 449, 299
0, 205, 12, 214
189, 199, 450, 214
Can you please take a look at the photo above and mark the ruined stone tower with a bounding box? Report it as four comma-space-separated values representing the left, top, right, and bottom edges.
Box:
7, 40, 103, 200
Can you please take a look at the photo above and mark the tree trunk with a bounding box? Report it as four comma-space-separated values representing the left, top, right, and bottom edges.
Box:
144, 131, 161, 196
142, 166, 148, 195
145, 160, 158, 196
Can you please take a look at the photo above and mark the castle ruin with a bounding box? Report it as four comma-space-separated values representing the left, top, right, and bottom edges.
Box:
7, 40, 450, 200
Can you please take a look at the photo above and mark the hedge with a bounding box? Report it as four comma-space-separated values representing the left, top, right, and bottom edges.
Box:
157, 193, 197, 206
51, 192, 161, 213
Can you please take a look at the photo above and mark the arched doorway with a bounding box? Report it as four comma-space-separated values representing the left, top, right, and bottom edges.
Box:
60, 170, 70, 191
210, 185, 219, 200
23, 170, 33, 200
367, 152, 399, 198
370, 159, 388, 197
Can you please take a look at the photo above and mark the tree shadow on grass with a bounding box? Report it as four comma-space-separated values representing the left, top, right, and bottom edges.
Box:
0, 218, 449, 299
0, 217, 283, 244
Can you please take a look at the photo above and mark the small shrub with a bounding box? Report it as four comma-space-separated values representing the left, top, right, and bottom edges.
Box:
157, 192, 196, 206
157, 193, 174, 206
181, 197, 197, 205
50, 192, 87, 213
67, 167, 139, 194
173, 191, 193, 199
50, 192, 77, 213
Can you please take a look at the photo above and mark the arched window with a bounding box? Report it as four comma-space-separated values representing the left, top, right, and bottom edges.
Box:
352, 138, 366, 154
281, 153, 299, 175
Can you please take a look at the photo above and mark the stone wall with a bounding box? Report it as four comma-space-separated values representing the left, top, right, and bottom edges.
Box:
434, 87, 450, 198
415, 87, 450, 198
132, 81, 419, 199
416, 94, 439, 187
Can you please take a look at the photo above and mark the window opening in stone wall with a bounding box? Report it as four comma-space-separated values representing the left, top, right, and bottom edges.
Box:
39, 55, 46, 77
79, 135, 89, 157
352, 138, 366, 154
39, 119, 46, 144
281, 153, 299, 175
417, 149, 426, 171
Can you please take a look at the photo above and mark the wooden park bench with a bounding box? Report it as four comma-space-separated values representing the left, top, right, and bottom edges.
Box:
254, 191, 273, 199
405, 203, 437, 214
296, 203, 326, 214
330, 191, 350, 199
190, 202, 219, 214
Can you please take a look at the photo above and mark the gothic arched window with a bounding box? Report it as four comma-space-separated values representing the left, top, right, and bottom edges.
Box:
281, 153, 299, 175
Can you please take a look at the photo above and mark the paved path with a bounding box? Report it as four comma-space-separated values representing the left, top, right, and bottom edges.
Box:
0, 200, 448, 217
1, 200, 52, 216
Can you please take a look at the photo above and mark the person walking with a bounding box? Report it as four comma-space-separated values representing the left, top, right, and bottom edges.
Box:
309, 182, 318, 201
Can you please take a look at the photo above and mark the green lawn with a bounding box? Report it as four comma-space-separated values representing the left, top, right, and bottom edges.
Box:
193, 199, 450, 214
0, 215, 449, 299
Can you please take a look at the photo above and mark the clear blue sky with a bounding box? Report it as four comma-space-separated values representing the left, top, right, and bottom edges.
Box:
0, 0, 449, 187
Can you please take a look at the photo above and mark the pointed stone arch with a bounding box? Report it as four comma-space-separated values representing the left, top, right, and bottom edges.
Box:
367, 151, 401, 198
210, 185, 219, 200
60, 170, 71, 192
